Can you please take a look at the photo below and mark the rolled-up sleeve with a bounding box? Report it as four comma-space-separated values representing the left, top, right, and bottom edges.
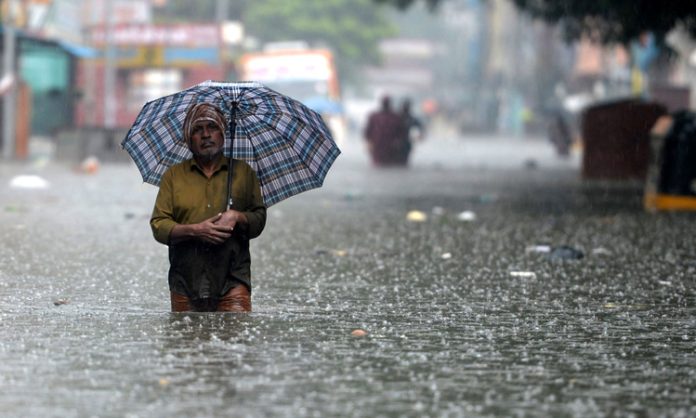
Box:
242, 167, 266, 239
150, 169, 177, 245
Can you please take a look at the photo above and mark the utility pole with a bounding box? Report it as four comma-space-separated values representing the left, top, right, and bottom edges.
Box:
103, 0, 116, 130
2, 0, 18, 160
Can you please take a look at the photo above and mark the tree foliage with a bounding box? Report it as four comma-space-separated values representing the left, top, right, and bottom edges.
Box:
375, 0, 696, 45
510, 0, 696, 45
154, 0, 397, 81
244, 0, 397, 80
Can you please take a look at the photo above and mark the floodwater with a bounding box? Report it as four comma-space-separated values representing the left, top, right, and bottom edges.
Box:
1, 136, 695, 417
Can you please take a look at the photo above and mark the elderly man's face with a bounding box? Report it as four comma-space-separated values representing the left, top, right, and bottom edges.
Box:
189, 120, 224, 160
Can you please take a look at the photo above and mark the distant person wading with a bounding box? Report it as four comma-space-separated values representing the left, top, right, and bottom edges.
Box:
364, 95, 410, 167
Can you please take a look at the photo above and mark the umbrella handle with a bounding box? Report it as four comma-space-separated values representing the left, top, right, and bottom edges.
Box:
226, 103, 237, 211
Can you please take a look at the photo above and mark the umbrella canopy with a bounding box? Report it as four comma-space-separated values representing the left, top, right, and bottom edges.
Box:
122, 81, 341, 206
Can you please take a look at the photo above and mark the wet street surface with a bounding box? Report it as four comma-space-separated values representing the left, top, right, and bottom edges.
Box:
1, 136, 695, 417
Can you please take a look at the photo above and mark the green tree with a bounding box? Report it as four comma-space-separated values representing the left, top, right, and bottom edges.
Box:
511, 0, 696, 45
244, 0, 396, 81
376, 0, 696, 45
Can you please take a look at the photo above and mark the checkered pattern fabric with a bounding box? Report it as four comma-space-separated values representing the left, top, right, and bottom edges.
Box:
122, 81, 341, 206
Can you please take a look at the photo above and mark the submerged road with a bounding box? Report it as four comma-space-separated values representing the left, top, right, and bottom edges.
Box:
0, 135, 694, 417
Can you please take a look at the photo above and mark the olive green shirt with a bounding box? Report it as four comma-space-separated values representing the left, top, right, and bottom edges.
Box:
150, 158, 266, 299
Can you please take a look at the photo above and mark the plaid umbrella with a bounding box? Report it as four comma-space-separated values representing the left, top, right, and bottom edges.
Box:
121, 80, 341, 206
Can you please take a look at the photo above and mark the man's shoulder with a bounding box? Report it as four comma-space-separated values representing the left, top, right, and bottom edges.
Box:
163, 159, 194, 178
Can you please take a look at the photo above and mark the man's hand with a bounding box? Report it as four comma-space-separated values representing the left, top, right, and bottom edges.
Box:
214, 209, 248, 231
194, 213, 233, 244
169, 213, 232, 245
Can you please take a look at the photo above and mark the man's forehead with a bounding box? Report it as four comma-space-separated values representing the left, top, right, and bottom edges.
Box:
192, 118, 220, 127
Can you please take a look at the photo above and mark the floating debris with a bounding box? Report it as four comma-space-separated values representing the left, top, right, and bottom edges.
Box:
315, 249, 348, 257
80, 156, 100, 174
9, 175, 49, 189
457, 211, 476, 222
441, 252, 452, 260
547, 245, 584, 260
406, 210, 427, 222
591, 247, 612, 256
526, 245, 551, 254
53, 299, 70, 306
351, 329, 368, 337
510, 271, 537, 279
158, 378, 170, 386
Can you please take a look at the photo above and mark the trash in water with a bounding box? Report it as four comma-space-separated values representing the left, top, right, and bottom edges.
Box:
526, 245, 551, 254
441, 252, 452, 260
351, 329, 368, 337
547, 245, 584, 260
315, 249, 348, 257
80, 156, 100, 174
591, 247, 612, 256
457, 211, 476, 222
510, 271, 537, 278
158, 378, 170, 386
9, 175, 49, 189
406, 210, 427, 222
53, 299, 70, 306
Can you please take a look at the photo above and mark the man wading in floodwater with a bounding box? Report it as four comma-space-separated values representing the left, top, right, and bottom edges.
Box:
150, 103, 266, 312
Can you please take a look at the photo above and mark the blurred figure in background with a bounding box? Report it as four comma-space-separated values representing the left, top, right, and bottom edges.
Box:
363, 95, 409, 167
400, 97, 425, 148
545, 82, 573, 158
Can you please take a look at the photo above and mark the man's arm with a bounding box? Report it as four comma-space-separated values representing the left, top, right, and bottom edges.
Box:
150, 170, 177, 245
151, 169, 232, 245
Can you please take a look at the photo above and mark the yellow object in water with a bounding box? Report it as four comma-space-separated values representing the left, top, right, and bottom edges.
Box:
406, 210, 427, 222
